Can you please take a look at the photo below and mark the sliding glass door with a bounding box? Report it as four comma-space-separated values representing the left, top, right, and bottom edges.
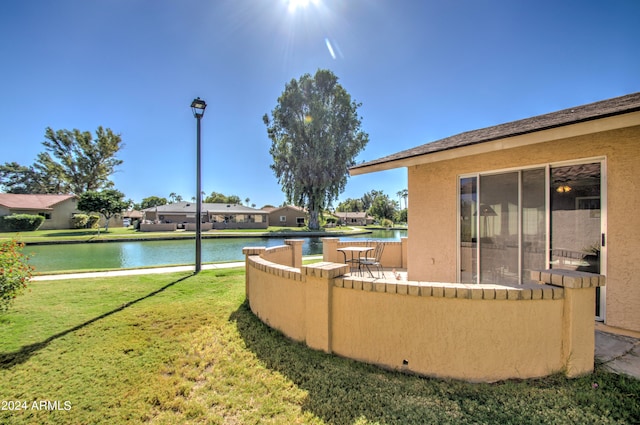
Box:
550, 162, 603, 317
459, 168, 546, 285
459, 161, 603, 292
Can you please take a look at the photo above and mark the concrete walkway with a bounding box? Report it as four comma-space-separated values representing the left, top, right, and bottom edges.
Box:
595, 323, 640, 380
31, 261, 247, 281
31, 263, 639, 381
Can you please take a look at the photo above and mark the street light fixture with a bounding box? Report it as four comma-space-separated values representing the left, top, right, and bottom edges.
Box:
191, 97, 207, 273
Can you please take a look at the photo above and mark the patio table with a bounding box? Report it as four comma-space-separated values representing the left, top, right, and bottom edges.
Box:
337, 246, 374, 276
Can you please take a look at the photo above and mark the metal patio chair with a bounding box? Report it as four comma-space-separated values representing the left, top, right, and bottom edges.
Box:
360, 242, 385, 278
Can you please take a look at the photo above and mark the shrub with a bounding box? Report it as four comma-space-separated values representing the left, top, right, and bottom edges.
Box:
71, 214, 90, 229
380, 218, 394, 228
0, 214, 45, 232
87, 214, 101, 229
0, 239, 33, 312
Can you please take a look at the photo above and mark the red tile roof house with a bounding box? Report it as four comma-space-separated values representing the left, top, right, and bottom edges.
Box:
0, 194, 79, 230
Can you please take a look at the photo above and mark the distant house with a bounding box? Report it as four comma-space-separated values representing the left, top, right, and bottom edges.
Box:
122, 210, 143, 227
0, 194, 78, 230
264, 205, 307, 227
142, 202, 268, 230
350, 91, 640, 333
334, 211, 374, 226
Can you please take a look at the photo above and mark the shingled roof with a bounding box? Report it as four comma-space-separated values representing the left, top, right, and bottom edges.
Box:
143, 202, 265, 215
351, 92, 640, 173
0, 194, 76, 210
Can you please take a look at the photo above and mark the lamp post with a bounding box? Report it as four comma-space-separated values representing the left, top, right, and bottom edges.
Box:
191, 97, 207, 273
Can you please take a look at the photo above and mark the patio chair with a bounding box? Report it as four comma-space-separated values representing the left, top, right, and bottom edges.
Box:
360, 242, 385, 278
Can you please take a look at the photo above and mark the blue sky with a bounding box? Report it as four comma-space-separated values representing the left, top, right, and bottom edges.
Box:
1, 0, 639, 208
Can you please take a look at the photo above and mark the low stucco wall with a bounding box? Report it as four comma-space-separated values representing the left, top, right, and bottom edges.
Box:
140, 223, 177, 232
244, 245, 603, 382
185, 223, 213, 231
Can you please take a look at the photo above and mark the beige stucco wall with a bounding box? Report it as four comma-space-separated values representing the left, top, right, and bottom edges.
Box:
269, 208, 306, 227
244, 248, 601, 382
2, 198, 79, 230
407, 125, 640, 332
331, 286, 563, 382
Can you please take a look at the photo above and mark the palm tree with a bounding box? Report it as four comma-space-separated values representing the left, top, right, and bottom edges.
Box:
396, 189, 408, 209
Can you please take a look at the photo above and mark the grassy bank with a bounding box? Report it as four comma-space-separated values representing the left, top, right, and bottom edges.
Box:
1, 269, 638, 424
0, 226, 369, 245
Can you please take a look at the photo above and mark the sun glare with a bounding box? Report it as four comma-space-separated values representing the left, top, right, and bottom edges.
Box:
287, 0, 320, 13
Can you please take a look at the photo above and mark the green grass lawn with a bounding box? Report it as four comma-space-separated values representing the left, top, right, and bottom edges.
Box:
1, 269, 638, 424
0, 226, 363, 244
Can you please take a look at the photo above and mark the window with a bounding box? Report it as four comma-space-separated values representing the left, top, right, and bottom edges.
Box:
459, 167, 546, 284
280, 216, 287, 222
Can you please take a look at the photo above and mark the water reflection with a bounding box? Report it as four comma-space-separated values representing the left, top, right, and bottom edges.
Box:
28, 230, 406, 272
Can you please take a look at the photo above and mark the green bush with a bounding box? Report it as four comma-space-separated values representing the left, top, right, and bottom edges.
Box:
0, 239, 32, 312
0, 214, 45, 232
380, 218, 394, 228
71, 214, 90, 229
87, 214, 101, 229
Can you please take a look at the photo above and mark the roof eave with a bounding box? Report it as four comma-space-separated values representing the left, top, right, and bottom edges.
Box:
350, 110, 640, 176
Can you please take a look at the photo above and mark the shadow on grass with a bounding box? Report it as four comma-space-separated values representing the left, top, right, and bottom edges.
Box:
0, 274, 193, 369
230, 301, 640, 425
42, 231, 104, 237
229, 301, 454, 424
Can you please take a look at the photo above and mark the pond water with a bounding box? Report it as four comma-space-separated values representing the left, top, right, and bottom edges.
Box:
27, 229, 407, 273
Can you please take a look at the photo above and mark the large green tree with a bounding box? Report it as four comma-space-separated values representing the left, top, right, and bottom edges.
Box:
335, 198, 365, 212
0, 162, 52, 194
0, 126, 123, 194
264, 69, 369, 230
77, 189, 129, 231
139, 196, 168, 210
367, 191, 398, 222
204, 191, 242, 204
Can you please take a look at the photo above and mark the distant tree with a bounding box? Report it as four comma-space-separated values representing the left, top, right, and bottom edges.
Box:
367, 191, 398, 222
1, 127, 123, 195
205, 192, 225, 203
264, 69, 369, 230
361, 190, 383, 211
77, 189, 129, 231
140, 196, 168, 210
394, 208, 408, 224
335, 198, 365, 212
0, 162, 52, 194
396, 189, 408, 209
204, 191, 241, 204
168, 192, 183, 203
227, 195, 241, 205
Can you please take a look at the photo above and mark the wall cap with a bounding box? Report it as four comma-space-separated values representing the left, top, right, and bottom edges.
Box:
531, 269, 605, 289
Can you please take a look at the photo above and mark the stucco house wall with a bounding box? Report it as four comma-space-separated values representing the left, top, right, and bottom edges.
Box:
406, 126, 639, 331
267, 206, 307, 227
0, 194, 79, 230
